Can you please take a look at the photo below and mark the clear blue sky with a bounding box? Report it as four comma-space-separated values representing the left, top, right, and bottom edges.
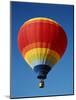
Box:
10, 1, 74, 98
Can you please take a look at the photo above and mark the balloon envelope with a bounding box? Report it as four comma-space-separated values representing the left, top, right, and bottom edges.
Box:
18, 17, 67, 67
18, 17, 67, 87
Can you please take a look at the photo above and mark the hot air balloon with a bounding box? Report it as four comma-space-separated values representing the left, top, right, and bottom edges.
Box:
18, 17, 67, 88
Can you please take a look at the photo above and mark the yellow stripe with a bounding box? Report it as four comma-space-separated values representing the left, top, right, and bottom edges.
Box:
22, 17, 58, 27
23, 48, 60, 65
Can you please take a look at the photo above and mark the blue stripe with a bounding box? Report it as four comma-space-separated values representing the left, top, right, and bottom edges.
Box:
33, 64, 51, 79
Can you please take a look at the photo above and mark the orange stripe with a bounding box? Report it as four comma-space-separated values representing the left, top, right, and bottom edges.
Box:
22, 42, 51, 56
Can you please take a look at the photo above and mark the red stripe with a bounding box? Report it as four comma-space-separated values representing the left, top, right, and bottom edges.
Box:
18, 19, 67, 56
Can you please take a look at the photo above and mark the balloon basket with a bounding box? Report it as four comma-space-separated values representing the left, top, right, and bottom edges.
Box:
39, 79, 44, 88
